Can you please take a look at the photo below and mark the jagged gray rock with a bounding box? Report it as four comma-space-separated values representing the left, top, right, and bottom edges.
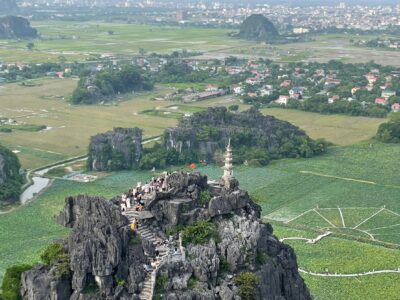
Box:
21, 171, 311, 300
87, 127, 143, 171
21, 195, 148, 300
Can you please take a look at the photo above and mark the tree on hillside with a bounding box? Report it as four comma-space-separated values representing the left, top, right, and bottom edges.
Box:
376, 113, 400, 143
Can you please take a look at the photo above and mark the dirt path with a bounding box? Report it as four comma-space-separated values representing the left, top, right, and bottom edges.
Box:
299, 268, 400, 277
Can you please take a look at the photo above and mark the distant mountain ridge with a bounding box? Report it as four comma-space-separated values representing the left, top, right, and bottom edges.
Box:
238, 14, 279, 42
0, 16, 37, 39
0, 0, 18, 15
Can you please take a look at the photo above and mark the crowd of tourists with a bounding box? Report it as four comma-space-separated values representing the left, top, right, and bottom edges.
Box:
120, 172, 173, 213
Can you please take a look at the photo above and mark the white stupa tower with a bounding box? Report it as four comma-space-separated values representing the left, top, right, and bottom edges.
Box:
222, 139, 234, 188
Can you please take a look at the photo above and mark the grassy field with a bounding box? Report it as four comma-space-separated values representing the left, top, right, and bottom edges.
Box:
219, 34, 400, 67
0, 78, 180, 169
2, 22, 398, 67
0, 22, 252, 63
261, 108, 385, 146
0, 78, 384, 170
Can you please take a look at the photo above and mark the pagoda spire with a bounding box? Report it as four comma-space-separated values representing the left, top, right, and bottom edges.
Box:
222, 138, 234, 188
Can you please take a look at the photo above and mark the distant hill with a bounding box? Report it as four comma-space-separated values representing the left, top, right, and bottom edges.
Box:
0, 143, 23, 204
0, 16, 37, 39
0, 0, 18, 15
238, 14, 279, 42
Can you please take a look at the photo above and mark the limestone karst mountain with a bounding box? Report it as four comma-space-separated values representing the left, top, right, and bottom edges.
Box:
21, 166, 311, 299
87, 127, 143, 171
238, 14, 279, 42
0, 16, 37, 39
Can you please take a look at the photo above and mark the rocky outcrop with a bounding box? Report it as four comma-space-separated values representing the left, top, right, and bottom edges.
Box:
0, 16, 37, 39
138, 172, 311, 300
88, 127, 143, 171
0, 143, 23, 204
0, 0, 18, 15
165, 107, 326, 164
21, 171, 311, 300
21, 195, 148, 300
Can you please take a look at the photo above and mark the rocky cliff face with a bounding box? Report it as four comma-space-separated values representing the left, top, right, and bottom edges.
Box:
88, 127, 143, 171
141, 172, 311, 300
0, 143, 23, 204
0, 16, 37, 39
165, 107, 325, 163
21, 195, 148, 300
21, 171, 311, 300
0, 0, 18, 15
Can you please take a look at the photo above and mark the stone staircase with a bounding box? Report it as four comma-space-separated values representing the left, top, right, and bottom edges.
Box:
123, 208, 169, 300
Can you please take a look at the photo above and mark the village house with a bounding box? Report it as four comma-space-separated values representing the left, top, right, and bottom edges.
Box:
351, 87, 362, 95
276, 95, 290, 106
382, 89, 396, 100
289, 87, 305, 96
260, 85, 274, 96
328, 95, 340, 104
205, 84, 219, 92
231, 84, 243, 95
245, 77, 260, 85
365, 73, 378, 84
324, 79, 341, 89
375, 97, 388, 105
392, 103, 400, 112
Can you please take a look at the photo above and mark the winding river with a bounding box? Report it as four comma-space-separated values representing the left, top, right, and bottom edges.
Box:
20, 176, 51, 204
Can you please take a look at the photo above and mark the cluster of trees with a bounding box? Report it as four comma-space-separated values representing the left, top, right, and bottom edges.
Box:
155, 60, 249, 90
283, 95, 390, 118
376, 113, 400, 143
157, 61, 208, 83
0, 143, 24, 205
71, 66, 154, 104
139, 143, 197, 170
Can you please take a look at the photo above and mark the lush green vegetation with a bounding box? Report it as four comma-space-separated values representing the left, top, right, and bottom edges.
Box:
376, 113, 400, 143
0, 124, 46, 133
0, 16, 37, 39
235, 272, 260, 300
40, 242, 66, 265
199, 190, 212, 205
0, 264, 32, 300
0, 144, 24, 205
71, 65, 154, 104
141, 107, 327, 171
154, 275, 168, 300
181, 221, 219, 246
